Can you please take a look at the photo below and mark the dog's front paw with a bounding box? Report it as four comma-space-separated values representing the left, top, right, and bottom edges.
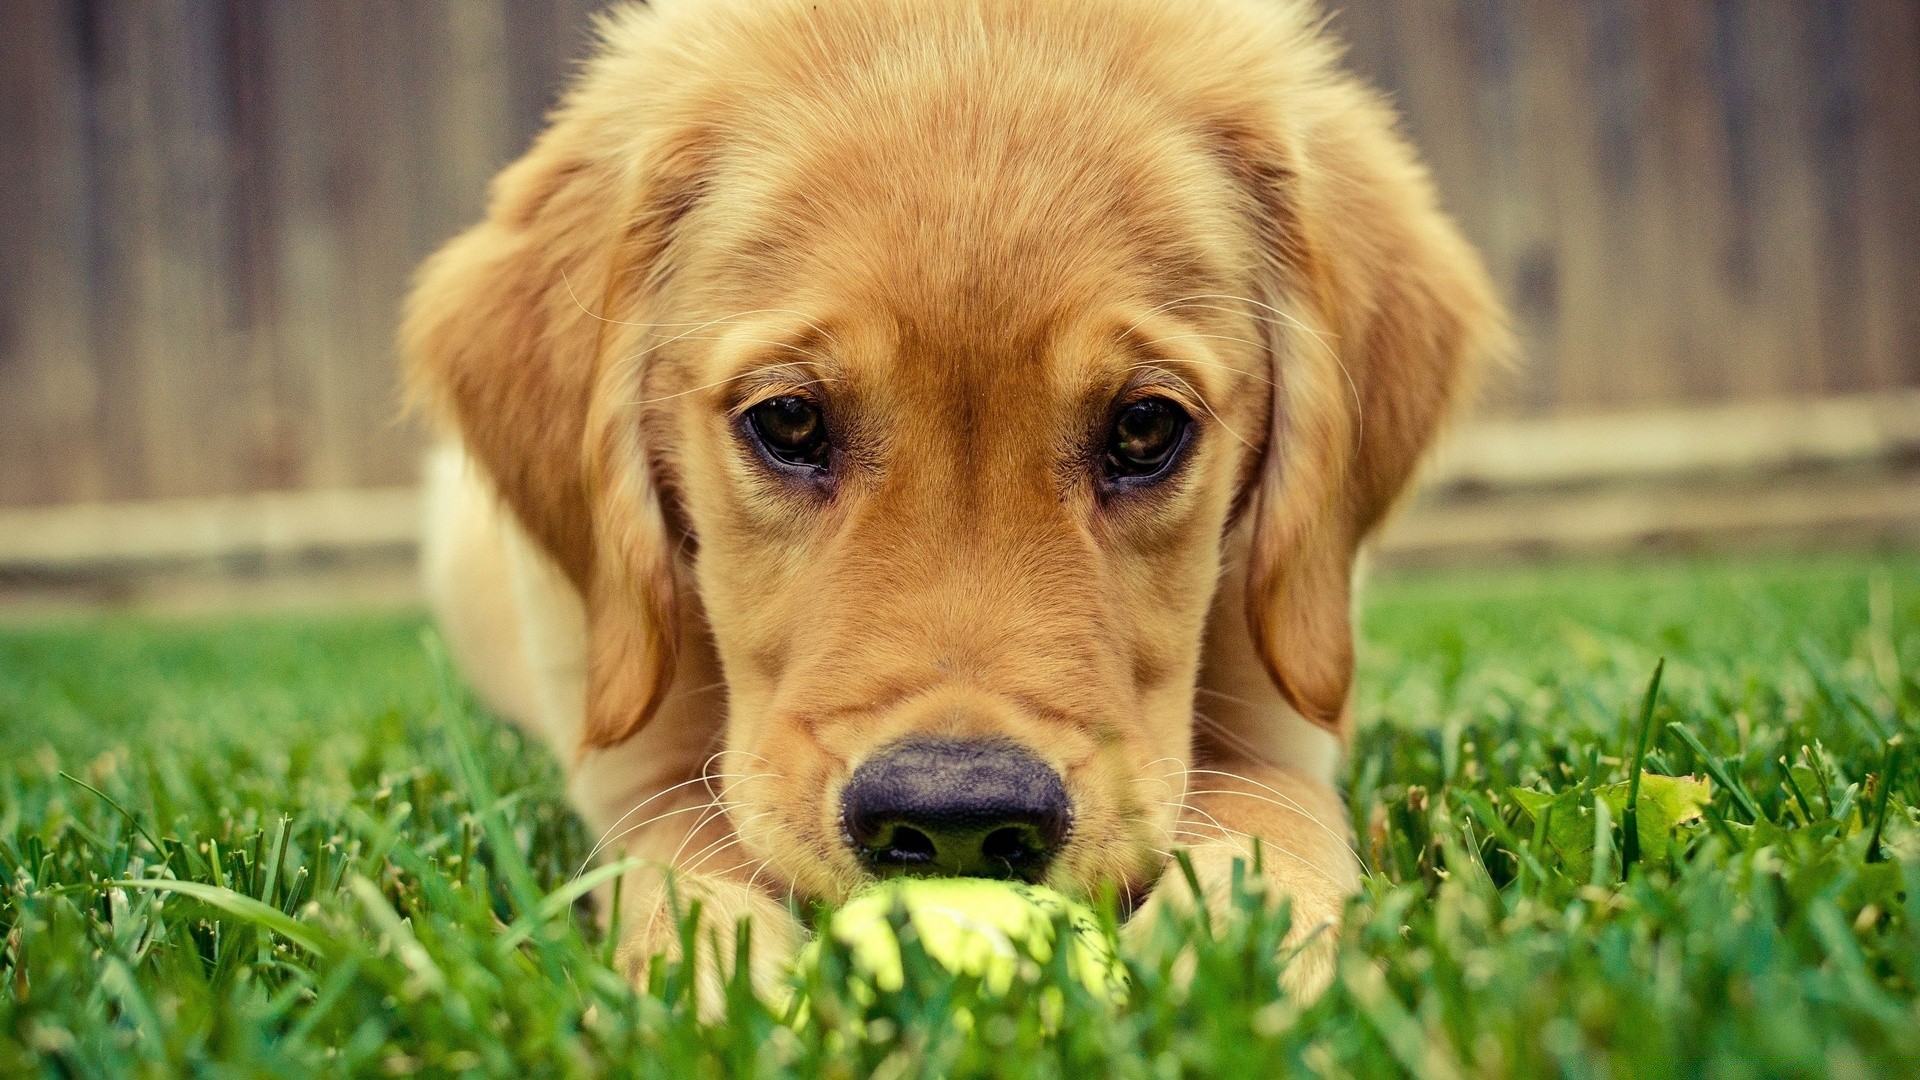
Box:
1123, 844, 1346, 1001
613, 872, 804, 1018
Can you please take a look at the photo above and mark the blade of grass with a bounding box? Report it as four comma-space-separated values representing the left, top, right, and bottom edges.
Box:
421, 630, 542, 918
1667, 721, 1765, 822
1590, 794, 1615, 888
1339, 954, 1463, 1080
112, 878, 334, 957
1622, 659, 1665, 872
347, 874, 446, 996
59, 771, 166, 859
1778, 758, 1816, 824
496, 856, 646, 956
1173, 849, 1210, 936
1865, 738, 1905, 863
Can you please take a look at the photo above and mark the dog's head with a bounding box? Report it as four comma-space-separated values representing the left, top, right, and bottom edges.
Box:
404, 0, 1502, 904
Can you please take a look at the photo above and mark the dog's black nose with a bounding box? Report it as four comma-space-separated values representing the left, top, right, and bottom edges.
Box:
841, 739, 1070, 881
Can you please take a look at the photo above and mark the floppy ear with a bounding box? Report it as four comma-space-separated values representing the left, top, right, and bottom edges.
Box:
401, 119, 698, 751
1228, 86, 1507, 737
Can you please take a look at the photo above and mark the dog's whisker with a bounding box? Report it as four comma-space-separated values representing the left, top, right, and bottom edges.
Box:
1150, 297, 1324, 340
578, 754, 768, 877
592, 799, 728, 869
1184, 784, 1351, 838
682, 818, 778, 881
1166, 826, 1350, 894
1121, 768, 1182, 787
613, 311, 795, 374
743, 862, 772, 895
671, 680, 731, 702
1119, 360, 1236, 415
1146, 331, 1273, 363
1193, 686, 1260, 709
1156, 293, 1342, 351
1120, 292, 1235, 335
680, 835, 748, 877
662, 800, 737, 869
708, 775, 778, 805
1131, 760, 1188, 786
703, 857, 774, 884
1128, 355, 1277, 389
679, 806, 777, 874
1168, 828, 1257, 866
576, 773, 734, 876
667, 800, 786, 880
1189, 710, 1283, 770
1130, 765, 1189, 809
1174, 799, 1243, 840
1169, 825, 1251, 851
1180, 770, 1375, 877
1146, 753, 1374, 882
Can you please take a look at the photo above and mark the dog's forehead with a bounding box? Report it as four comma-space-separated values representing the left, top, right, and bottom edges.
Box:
692, 159, 1248, 408
654, 18, 1272, 435
676, 38, 1254, 341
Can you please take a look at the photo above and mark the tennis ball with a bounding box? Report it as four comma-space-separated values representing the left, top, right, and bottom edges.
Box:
800, 878, 1128, 1004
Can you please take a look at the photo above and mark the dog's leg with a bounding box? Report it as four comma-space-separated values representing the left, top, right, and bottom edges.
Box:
592, 773, 803, 1015
1124, 759, 1356, 999
1123, 551, 1361, 998
566, 646, 807, 1016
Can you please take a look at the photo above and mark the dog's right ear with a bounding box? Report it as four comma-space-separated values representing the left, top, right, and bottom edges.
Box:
1220, 83, 1506, 741
401, 114, 702, 751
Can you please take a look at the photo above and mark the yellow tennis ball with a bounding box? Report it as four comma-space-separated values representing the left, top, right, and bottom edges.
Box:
803, 878, 1128, 1004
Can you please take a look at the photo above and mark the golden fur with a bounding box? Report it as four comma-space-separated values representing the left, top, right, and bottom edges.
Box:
405, 0, 1503, 1004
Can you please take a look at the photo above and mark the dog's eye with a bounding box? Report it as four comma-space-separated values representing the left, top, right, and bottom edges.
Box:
1104, 398, 1190, 482
745, 395, 830, 469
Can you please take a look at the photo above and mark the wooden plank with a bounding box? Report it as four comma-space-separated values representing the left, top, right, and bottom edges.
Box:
219, 0, 302, 492
0, 486, 419, 571
1427, 388, 1920, 489
1382, 470, 1920, 561
0, 558, 421, 623
81, 0, 260, 502
0, 0, 104, 506
1856, 0, 1920, 392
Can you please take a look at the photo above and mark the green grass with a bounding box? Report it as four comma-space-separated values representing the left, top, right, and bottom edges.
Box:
4, 553, 1919, 1076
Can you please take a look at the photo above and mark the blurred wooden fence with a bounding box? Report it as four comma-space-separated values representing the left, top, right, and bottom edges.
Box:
2, 0, 1918, 606
2, 0, 605, 507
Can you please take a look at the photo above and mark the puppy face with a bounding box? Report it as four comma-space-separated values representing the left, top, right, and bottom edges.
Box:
658, 148, 1269, 901
404, 0, 1502, 905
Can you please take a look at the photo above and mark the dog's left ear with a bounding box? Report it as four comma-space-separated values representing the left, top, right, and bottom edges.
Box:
1225, 85, 1508, 738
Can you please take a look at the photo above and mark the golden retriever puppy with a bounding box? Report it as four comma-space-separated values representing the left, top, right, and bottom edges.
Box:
406, 0, 1502, 1004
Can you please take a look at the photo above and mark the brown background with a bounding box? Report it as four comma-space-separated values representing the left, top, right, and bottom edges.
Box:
3, 0, 1917, 513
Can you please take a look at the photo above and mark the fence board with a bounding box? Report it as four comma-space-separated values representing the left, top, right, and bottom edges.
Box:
0, 1, 103, 505
0, 0, 1915, 509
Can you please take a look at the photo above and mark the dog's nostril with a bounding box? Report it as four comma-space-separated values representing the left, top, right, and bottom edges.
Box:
841, 738, 1069, 883
884, 825, 937, 862
981, 826, 1039, 865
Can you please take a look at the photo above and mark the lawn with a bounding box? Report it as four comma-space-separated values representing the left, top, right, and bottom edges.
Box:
3, 553, 1917, 1076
